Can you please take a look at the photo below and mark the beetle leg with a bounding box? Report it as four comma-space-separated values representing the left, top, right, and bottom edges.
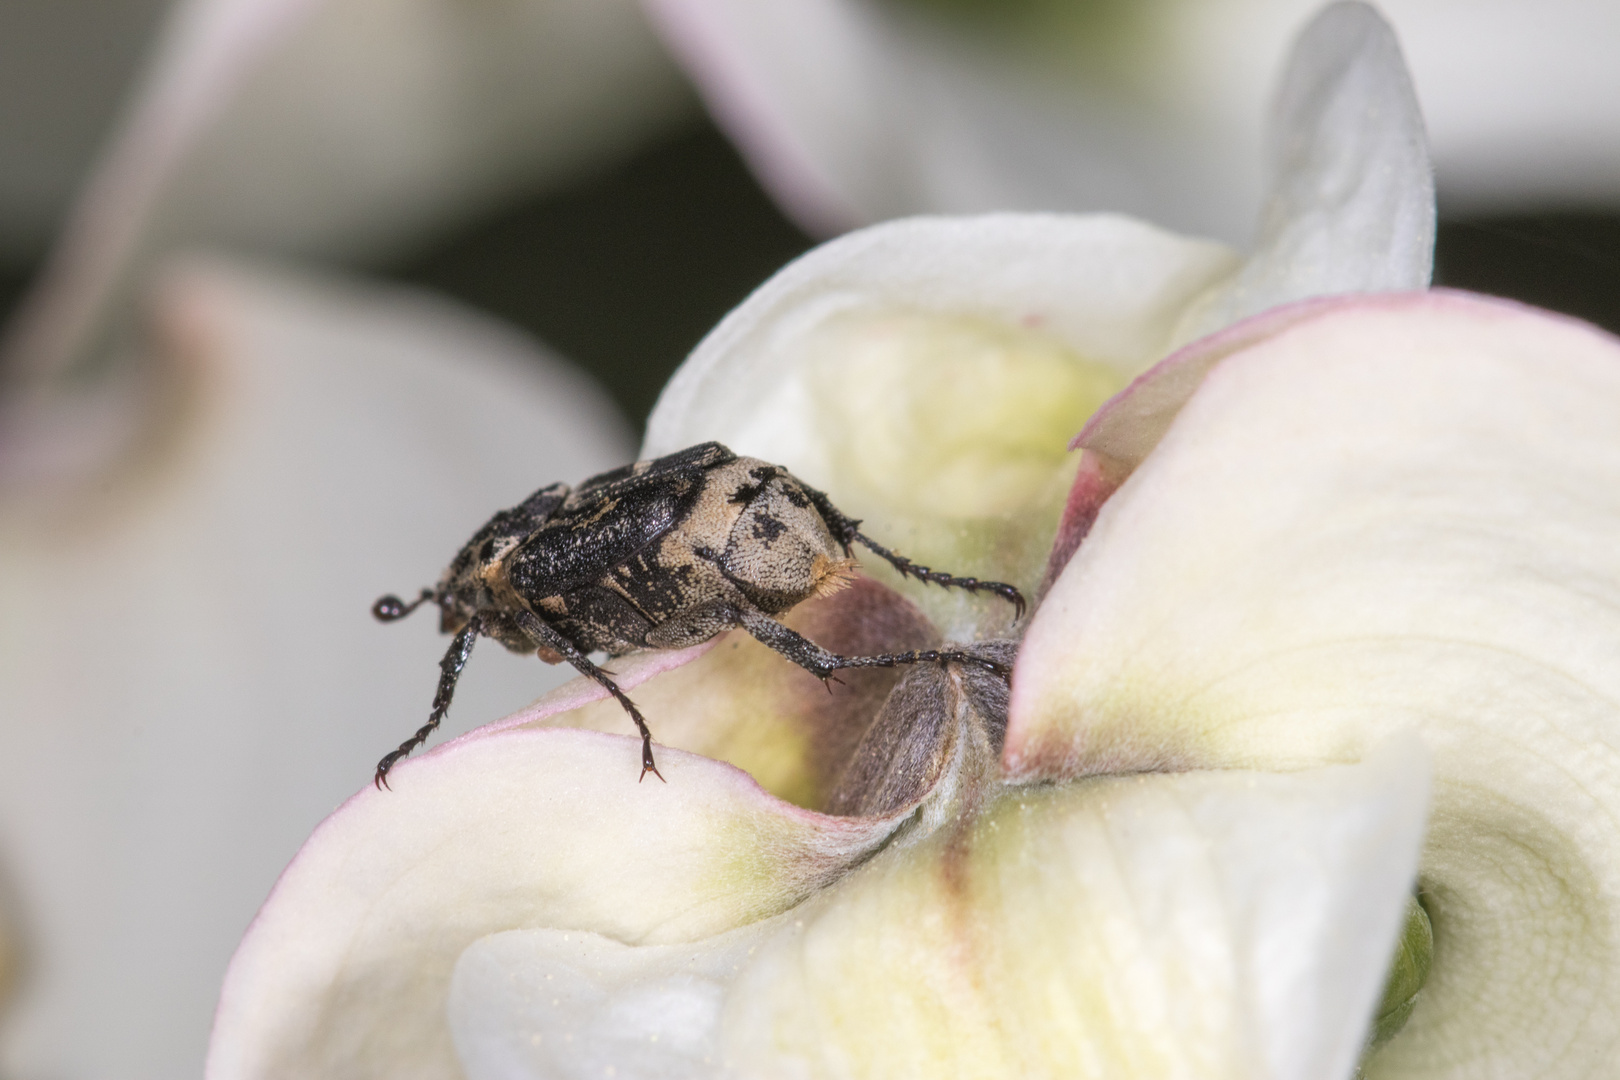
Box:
375, 615, 481, 789
733, 604, 1010, 683
803, 488, 1027, 618
512, 609, 666, 783
849, 533, 1027, 620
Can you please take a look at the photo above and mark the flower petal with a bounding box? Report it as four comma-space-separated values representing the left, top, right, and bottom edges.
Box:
1011, 292, 1620, 1074
1040, 297, 1343, 589
1175, 1, 1434, 343
643, 212, 1237, 633
451, 919, 778, 1080
205, 729, 911, 1080
641, 0, 1261, 241
449, 739, 1429, 1080
648, 0, 1447, 264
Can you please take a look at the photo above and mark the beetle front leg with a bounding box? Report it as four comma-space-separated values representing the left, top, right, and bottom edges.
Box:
733, 604, 1010, 682
511, 609, 665, 783
375, 615, 481, 789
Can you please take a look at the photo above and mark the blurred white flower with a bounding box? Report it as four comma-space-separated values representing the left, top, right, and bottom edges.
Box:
2, 0, 692, 387
644, 0, 1620, 240
0, 259, 634, 1079
0, 0, 673, 1076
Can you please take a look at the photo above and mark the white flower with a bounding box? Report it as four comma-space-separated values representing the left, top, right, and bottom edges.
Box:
643, 1, 1430, 634
200, 7, 1487, 1078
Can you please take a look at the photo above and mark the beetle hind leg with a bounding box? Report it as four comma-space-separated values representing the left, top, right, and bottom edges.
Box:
375, 615, 481, 788
735, 605, 1009, 683
512, 610, 665, 783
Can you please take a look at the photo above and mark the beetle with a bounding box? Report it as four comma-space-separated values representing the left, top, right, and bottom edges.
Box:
371, 441, 1025, 787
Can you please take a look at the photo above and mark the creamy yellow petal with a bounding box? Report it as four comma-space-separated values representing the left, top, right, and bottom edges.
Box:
644, 212, 1237, 634
1012, 292, 1620, 1075
446, 742, 1429, 1080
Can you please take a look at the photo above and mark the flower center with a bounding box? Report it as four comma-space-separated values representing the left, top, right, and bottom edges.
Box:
1367, 894, 1434, 1060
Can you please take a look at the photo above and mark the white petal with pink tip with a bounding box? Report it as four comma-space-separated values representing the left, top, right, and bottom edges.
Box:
1012, 292, 1620, 1076
205, 729, 911, 1080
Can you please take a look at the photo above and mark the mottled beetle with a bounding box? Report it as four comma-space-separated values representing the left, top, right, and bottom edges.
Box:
372, 442, 1025, 787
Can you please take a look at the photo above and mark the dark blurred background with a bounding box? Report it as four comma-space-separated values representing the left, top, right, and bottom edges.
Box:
7, 114, 1617, 435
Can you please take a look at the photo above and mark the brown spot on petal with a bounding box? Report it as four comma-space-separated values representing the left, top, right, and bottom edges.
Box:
827, 664, 956, 819
786, 576, 941, 804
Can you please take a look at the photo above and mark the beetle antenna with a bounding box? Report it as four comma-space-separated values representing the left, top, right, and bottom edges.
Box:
373, 587, 435, 622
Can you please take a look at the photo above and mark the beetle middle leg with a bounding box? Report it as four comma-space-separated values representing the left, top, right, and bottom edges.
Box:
375, 615, 481, 789
511, 609, 666, 783
733, 603, 1010, 683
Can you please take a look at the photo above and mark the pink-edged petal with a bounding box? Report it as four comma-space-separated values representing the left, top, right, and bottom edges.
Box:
1036, 450, 1129, 599
1075, 295, 1344, 473
1039, 296, 1343, 588
0, 256, 629, 1079
644, 212, 1237, 632
639, 0, 876, 237
1011, 292, 1620, 1075
1176, 2, 1433, 343
478, 639, 724, 739
4, 0, 319, 383
449, 738, 1429, 1080
205, 728, 914, 1080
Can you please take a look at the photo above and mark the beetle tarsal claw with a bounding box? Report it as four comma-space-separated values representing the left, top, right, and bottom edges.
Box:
373, 442, 1023, 787
639, 742, 666, 784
